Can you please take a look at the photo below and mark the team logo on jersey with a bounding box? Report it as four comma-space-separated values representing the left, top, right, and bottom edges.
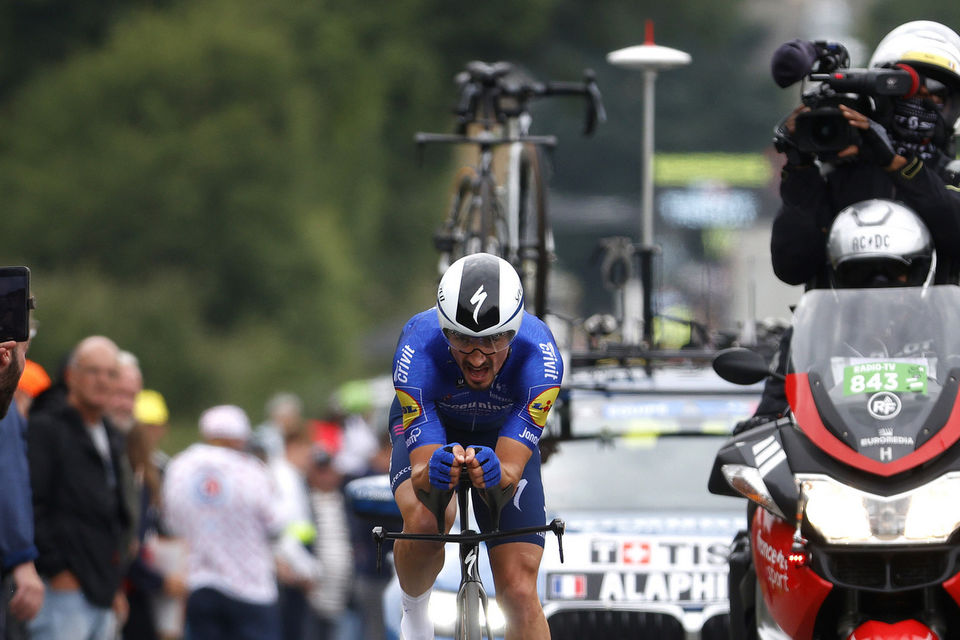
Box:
527, 386, 560, 428
396, 387, 423, 429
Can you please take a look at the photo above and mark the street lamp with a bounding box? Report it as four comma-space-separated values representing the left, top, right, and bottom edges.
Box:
607, 20, 691, 346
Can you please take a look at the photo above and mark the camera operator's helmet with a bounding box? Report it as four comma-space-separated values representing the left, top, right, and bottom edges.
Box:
436, 253, 524, 355
869, 20, 960, 131
827, 199, 935, 289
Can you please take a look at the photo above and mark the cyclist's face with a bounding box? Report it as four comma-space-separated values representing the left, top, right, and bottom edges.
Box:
450, 344, 509, 390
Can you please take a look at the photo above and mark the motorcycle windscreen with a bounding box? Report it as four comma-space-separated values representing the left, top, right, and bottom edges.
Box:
788, 286, 960, 465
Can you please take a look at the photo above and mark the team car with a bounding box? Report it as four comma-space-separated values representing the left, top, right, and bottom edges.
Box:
349, 358, 762, 639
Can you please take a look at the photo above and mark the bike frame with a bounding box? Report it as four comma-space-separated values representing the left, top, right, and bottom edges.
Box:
504, 112, 532, 266
373, 478, 565, 640
416, 129, 555, 258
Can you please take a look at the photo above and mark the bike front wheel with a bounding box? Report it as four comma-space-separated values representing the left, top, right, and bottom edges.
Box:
456, 581, 484, 640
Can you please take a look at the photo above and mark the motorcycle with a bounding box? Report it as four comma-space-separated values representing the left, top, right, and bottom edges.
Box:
710, 284, 960, 639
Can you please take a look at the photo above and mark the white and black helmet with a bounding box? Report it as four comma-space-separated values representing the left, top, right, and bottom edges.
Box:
826, 199, 935, 288
436, 253, 524, 350
869, 20, 960, 132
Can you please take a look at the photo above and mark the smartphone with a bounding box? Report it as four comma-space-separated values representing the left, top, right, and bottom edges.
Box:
0, 267, 31, 342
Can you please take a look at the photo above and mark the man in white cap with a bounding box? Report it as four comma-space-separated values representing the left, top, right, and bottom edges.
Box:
162, 405, 284, 640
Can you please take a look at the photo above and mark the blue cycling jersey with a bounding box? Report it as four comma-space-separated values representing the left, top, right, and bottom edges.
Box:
391, 308, 563, 453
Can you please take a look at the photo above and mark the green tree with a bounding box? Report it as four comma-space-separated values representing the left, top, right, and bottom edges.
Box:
0, 0, 567, 422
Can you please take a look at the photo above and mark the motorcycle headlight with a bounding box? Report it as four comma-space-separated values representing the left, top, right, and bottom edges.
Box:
721, 463, 787, 519
799, 472, 960, 544
429, 589, 507, 636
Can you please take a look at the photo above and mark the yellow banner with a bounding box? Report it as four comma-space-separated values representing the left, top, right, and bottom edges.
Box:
654, 153, 773, 188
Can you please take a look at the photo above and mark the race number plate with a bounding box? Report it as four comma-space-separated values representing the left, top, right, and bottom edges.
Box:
843, 362, 927, 396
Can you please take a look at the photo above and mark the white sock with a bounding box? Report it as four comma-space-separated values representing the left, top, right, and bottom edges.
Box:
400, 587, 434, 640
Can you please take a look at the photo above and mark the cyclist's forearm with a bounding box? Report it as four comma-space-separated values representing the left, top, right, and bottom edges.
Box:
409, 443, 441, 492
495, 437, 532, 491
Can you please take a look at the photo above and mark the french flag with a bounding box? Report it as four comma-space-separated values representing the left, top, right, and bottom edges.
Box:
550, 574, 586, 599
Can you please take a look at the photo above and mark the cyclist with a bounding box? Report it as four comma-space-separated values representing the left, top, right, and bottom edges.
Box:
388, 253, 562, 640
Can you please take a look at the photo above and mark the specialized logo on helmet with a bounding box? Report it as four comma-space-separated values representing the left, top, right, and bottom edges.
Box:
868, 391, 902, 420
527, 386, 560, 428
470, 285, 488, 324
456, 255, 501, 332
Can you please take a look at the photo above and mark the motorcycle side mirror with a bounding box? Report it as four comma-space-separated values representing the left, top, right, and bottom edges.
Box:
713, 347, 784, 385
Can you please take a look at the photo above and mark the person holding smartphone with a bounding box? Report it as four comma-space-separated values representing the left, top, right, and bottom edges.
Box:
0, 266, 45, 635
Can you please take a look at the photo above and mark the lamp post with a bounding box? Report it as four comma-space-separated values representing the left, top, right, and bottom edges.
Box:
607, 20, 691, 346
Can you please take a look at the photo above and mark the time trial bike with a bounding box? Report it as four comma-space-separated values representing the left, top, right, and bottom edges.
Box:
373, 471, 565, 640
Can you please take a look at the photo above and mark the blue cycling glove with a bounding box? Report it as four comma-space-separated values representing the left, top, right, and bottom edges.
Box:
428, 443, 460, 490
467, 445, 501, 488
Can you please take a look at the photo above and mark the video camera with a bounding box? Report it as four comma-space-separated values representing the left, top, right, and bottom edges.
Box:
771, 39, 915, 156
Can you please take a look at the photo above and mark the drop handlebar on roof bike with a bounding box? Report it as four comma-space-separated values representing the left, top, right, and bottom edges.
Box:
449, 60, 606, 135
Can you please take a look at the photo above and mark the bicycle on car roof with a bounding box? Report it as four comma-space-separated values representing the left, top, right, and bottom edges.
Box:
416, 60, 606, 318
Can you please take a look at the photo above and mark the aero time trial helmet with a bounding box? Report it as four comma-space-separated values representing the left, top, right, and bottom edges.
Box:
436, 253, 524, 355
826, 199, 935, 289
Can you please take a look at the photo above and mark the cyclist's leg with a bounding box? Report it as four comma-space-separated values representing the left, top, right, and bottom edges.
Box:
489, 543, 548, 640
471, 438, 549, 639
387, 400, 456, 640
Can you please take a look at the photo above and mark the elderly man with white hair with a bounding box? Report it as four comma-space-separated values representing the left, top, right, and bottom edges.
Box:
162, 405, 285, 640
28, 335, 133, 640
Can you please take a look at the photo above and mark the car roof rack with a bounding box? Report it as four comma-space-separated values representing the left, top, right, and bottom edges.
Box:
568, 345, 722, 369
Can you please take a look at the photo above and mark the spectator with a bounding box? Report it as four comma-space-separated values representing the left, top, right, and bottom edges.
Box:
306, 448, 353, 640
27, 355, 68, 417
134, 389, 173, 472
122, 389, 187, 640
344, 429, 394, 640
27, 335, 134, 640
252, 392, 305, 462
13, 359, 50, 418
106, 351, 142, 434
270, 426, 321, 640
100, 349, 143, 585
328, 380, 380, 477
163, 405, 284, 640
334, 414, 378, 479
0, 337, 45, 639
309, 414, 343, 462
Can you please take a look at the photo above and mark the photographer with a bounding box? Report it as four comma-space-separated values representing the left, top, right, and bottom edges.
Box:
771, 20, 960, 290
728, 23, 960, 640
739, 21, 960, 427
